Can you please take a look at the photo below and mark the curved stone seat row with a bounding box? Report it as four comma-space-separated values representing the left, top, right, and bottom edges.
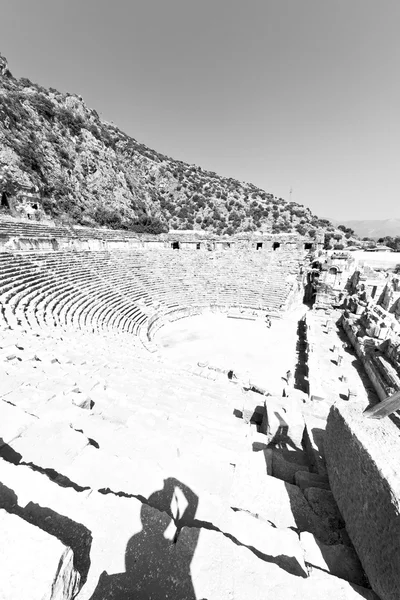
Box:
0, 247, 302, 338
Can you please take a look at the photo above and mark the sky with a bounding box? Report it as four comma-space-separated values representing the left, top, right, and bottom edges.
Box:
1, 0, 400, 221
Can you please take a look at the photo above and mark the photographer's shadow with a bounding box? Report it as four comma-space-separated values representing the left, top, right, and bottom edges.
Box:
90, 477, 199, 600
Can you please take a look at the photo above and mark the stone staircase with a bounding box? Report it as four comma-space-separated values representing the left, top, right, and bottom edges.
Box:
0, 323, 377, 600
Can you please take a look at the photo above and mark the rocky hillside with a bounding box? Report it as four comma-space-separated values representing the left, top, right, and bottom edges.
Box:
0, 53, 332, 235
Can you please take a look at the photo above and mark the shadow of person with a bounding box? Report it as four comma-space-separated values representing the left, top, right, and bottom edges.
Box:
90, 478, 199, 600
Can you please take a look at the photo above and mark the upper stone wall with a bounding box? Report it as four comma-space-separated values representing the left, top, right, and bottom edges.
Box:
0, 216, 319, 254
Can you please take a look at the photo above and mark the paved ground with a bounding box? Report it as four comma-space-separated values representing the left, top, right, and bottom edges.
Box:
156, 305, 308, 395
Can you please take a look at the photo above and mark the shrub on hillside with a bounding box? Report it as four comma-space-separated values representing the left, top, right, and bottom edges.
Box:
58, 108, 84, 137
130, 215, 168, 234
30, 94, 56, 121
93, 206, 125, 229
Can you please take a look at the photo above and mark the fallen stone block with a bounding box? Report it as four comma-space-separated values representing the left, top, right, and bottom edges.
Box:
69, 391, 94, 410
260, 396, 305, 448
0, 508, 81, 600
271, 447, 310, 484
295, 471, 330, 491
242, 391, 264, 424
325, 403, 400, 600
300, 531, 367, 586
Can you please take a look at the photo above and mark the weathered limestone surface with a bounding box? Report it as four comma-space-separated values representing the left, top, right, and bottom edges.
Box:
0, 398, 38, 446
300, 531, 366, 586
175, 527, 373, 600
295, 470, 330, 491
304, 487, 344, 528
261, 396, 305, 448
302, 414, 328, 476
271, 447, 310, 484
325, 403, 400, 600
0, 300, 378, 599
0, 507, 80, 600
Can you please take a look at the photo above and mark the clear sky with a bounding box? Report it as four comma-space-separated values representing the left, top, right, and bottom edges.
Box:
1, 0, 399, 220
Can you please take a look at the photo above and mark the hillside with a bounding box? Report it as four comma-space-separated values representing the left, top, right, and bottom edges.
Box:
0, 52, 331, 236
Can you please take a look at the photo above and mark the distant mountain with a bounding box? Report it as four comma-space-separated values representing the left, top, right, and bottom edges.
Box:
0, 51, 334, 236
329, 218, 400, 240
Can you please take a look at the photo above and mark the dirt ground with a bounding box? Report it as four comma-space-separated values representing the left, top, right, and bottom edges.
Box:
155, 305, 309, 395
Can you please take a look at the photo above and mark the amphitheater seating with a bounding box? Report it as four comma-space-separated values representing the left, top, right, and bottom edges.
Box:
0, 247, 302, 339
1, 224, 378, 599
0, 322, 373, 600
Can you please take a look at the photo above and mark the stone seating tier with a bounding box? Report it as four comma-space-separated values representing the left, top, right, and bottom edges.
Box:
0, 323, 375, 600
0, 248, 302, 337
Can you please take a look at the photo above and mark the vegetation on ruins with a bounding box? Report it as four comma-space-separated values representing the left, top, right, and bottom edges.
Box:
1, 52, 333, 236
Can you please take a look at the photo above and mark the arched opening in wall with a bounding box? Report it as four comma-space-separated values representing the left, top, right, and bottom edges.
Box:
273, 242, 280, 251
1, 191, 10, 208
256, 243, 263, 250
171, 241, 180, 250
329, 267, 338, 275
371, 286, 377, 299
304, 243, 312, 250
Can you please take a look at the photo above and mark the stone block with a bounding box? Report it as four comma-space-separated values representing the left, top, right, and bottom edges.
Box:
325, 403, 400, 600
230, 465, 342, 543
8, 420, 90, 470
261, 397, 305, 448
242, 391, 264, 424
271, 448, 310, 484
222, 508, 307, 577
0, 508, 80, 600
175, 527, 375, 600
295, 471, 330, 491
70, 391, 94, 410
300, 531, 366, 586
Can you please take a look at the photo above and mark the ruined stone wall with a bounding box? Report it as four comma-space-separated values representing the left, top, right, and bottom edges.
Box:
342, 311, 400, 401
0, 217, 315, 254
325, 403, 400, 600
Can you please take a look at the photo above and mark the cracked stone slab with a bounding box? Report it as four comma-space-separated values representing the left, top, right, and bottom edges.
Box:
5, 420, 90, 470
0, 398, 38, 447
0, 507, 80, 600
175, 526, 375, 600
230, 464, 343, 544
300, 531, 367, 587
